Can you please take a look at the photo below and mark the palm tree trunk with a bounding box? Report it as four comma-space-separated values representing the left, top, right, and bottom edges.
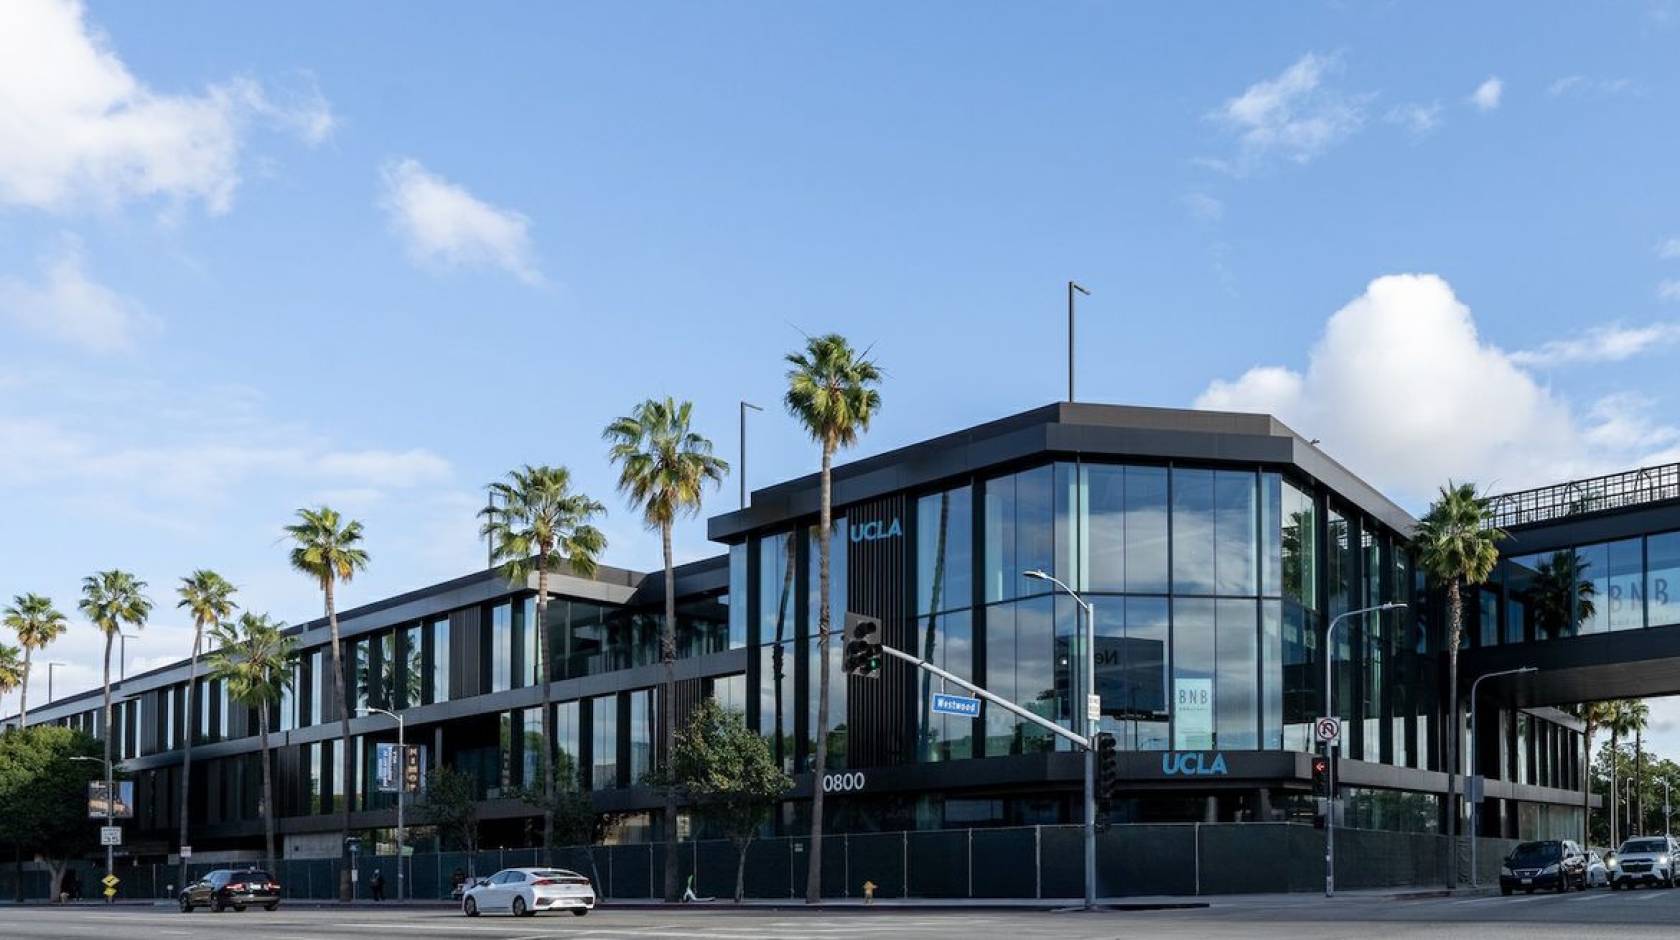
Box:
325, 579, 353, 903
661, 519, 679, 903
260, 706, 275, 873
19, 645, 30, 728
805, 442, 833, 905
1445, 579, 1462, 889
1583, 722, 1594, 846
537, 567, 554, 861
179, 619, 203, 895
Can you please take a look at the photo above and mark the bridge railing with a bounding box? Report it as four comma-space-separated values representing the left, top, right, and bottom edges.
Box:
1487, 464, 1680, 530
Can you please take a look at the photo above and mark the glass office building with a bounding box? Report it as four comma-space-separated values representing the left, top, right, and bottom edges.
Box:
11, 403, 1591, 855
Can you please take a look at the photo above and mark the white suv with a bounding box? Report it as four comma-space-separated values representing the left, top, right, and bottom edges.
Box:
1610, 836, 1678, 890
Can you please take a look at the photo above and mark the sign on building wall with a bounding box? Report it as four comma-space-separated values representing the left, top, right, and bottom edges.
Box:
1174, 678, 1213, 750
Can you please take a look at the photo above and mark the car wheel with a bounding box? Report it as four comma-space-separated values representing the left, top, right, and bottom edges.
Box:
264, 902, 279, 911
572, 908, 589, 916
179, 896, 192, 913
512, 896, 528, 917
463, 897, 478, 917
234, 905, 246, 912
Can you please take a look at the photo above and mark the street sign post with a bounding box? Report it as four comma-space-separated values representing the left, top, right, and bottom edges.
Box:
99, 826, 122, 846
101, 873, 119, 899
180, 846, 192, 859
1315, 716, 1341, 744
1086, 694, 1102, 723
930, 692, 981, 717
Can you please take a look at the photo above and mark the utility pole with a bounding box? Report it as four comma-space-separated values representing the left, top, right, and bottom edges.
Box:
1468, 667, 1536, 886
739, 401, 762, 508
364, 707, 406, 901
1067, 282, 1090, 402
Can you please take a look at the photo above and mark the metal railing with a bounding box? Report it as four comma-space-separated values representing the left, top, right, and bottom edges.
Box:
1487, 464, 1680, 530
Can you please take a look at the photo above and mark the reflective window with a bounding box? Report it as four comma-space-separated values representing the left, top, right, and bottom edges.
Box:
1606, 539, 1643, 631
491, 602, 512, 693
1171, 598, 1215, 750
1508, 551, 1581, 641
918, 487, 972, 614
727, 542, 748, 648
1106, 596, 1169, 751
759, 640, 794, 773
629, 688, 654, 783
1079, 465, 1169, 594
1171, 469, 1259, 596
429, 617, 450, 704
554, 700, 581, 786
402, 624, 422, 710
710, 673, 747, 715
983, 596, 1058, 756
1479, 588, 1499, 648
1573, 544, 1610, 634
1262, 599, 1283, 750
1281, 480, 1318, 611
520, 596, 539, 686
591, 694, 618, 789
983, 465, 1056, 603
914, 609, 973, 762
380, 631, 398, 709
807, 520, 847, 771
351, 639, 369, 715
758, 532, 797, 651
520, 707, 542, 788
1650, 532, 1680, 627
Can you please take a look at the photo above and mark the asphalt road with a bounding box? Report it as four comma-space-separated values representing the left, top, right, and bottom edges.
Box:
5, 888, 1680, 940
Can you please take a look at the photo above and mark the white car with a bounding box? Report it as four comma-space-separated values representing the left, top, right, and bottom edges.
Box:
1610, 837, 1679, 889
461, 867, 596, 917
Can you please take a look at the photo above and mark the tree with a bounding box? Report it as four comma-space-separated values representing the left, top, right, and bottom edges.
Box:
1413, 482, 1503, 889
783, 332, 882, 904
604, 397, 728, 901
1605, 699, 1645, 847
671, 698, 791, 902
519, 755, 622, 890
1578, 700, 1619, 846
4, 594, 68, 729
481, 466, 606, 861
418, 766, 481, 875
77, 569, 153, 826
174, 570, 237, 891
284, 507, 369, 901
0, 726, 105, 900
1630, 699, 1650, 837
207, 612, 295, 873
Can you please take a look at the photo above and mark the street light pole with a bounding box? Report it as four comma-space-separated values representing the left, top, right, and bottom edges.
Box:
1067, 282, 1090, 402
1665, 777, 1671, 839
46, 661, 67, 704
1323, 601, 1407, 898
118, 632, 138, 682
70, 755, 113, 901
1024, 569, 1097, 909
362, 707, 406, 901
739, 401, 763, 508
1468, 666, 1536, 887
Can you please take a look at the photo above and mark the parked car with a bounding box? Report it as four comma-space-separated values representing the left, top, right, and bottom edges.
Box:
1609, 836, 1678, 889
179, 868, 282, 913
461, 867, 595, 917
1500, 840, 1589, 895
1586, 850, 1611, 888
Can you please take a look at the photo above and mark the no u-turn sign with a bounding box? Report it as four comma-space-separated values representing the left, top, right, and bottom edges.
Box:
1315, 716, 1341, 744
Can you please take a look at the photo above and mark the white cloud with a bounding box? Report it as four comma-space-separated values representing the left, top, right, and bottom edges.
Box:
1384, 102, 1443, 137
1183, 192, 1224, 222
1469, 77, 1504, 111
0, 0, 334, 214
1207, 52, 1367, 171
1510, 322, 1680, 367
379, 158, 541, 284
1548, 75, 1635, 98
1659, 279, 1680, 302
1194, 274, 1678, 504
1657, 238, 1680, 260
0, 235, 155, 352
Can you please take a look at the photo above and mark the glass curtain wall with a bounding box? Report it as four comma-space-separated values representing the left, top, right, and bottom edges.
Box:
806, 518, 847, 771
916, 486, 974, 762
590, 694, 618, 789
758, 531, 797, 773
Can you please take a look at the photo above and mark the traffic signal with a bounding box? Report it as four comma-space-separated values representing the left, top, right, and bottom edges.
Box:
1311, 753, 1332, 799
843, 613, 882, 677
1095, 731, 1119, 798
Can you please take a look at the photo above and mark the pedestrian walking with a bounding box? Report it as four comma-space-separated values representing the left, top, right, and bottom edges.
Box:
369, 868, 385, 902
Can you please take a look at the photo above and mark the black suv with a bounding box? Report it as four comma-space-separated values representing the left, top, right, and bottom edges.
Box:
1501, 840, 1589, 895
179, 868, 282, 913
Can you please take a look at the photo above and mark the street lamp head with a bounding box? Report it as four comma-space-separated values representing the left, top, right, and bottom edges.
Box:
1022, 569, 1050, 582
1071, 282, 1091, 296
1380, 602, 1408, 611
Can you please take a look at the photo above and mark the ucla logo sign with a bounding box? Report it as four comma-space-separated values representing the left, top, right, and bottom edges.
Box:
850, 518, 903, 543
1161, 752, 1228, 777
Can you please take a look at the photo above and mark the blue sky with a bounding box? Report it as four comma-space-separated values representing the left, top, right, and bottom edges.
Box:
7, 1, 1680, 744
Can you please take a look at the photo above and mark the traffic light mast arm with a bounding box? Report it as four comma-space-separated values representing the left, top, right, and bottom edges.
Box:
876, 642, 1091, 750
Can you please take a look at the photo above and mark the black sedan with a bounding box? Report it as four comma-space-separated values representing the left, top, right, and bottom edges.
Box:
179, 868, 282, 912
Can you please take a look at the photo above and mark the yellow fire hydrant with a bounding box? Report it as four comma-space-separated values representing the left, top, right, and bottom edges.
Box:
862, 880, 877, 904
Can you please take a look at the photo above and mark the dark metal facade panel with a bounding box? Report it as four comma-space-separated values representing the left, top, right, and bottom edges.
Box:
846, 494, 910, 769
452, 606, 482, 700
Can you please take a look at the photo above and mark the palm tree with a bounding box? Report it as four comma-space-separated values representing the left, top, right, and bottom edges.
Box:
1628, 700, 1650, 837
78, 571, 154, 794
481, 466, 606, 858
3, 593, 68, 727
1414, 482, 1504, 888
1605, 699, 1642, 848
176, 571, 237, 892
0, 643, 23, 726
604, 397, 728, 902
284, 507, 369, 902
1579, 700, 1618, 846
783, 333, 882, 904
207, 612, 295, 873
